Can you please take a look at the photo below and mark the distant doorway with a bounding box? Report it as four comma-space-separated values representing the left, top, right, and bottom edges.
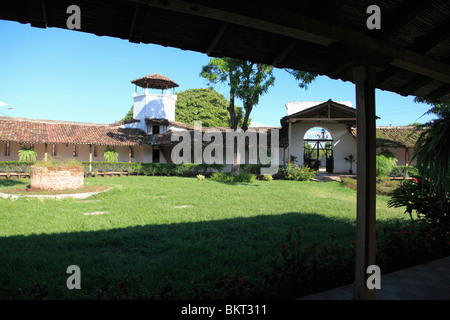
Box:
303, 127, 334, 173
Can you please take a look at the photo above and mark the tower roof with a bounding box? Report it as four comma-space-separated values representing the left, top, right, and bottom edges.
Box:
131, 73, 179, 89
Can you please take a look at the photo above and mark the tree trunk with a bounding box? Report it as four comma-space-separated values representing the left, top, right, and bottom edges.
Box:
227, 91, 241, 174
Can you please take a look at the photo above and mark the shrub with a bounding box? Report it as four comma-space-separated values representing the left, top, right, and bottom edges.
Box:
35, 157, 82, 168
389, 166, 418, 178
263, 174, 273, 181
388, 177, 450, 227
280, 162, 317, 181
197, 174, 205, 181
376, 155, 397, 177
211, 172, 256, 183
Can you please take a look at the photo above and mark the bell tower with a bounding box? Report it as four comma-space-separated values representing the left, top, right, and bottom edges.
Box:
130, 73, 179, 133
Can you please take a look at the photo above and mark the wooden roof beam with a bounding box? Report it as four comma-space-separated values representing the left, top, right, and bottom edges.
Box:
270, 39, 299, 67
206, 22, 229, 56
142, 0, 450, 84
424, 83, 450, 100
128, 2, 150, 43
28, 0, 47, 29
380, 0, 434, 40
399, 76, 434, 95
409, 20, 450, 54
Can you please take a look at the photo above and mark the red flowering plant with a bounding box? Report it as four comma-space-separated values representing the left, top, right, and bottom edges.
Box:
388, 176, 450, 226
259, 229, 354, 299
376, 221, 450, 273
280, 162, 317, 181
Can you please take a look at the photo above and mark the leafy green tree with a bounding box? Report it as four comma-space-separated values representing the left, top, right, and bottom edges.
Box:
200, 58, 242, 130
120, 105, 134, 122
175, 88, 247, 127
411, 98, 450, 195
201, 57, 317, 172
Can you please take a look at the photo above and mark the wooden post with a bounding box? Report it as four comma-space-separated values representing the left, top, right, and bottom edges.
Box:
44, 143, 48, 161
288, 120, 292, 162
89, 145, 93, 172
353, 64, 377, 300
405, 147, 409, 166
128, 146, 132, 163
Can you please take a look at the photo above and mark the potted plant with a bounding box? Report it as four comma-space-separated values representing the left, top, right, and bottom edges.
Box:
18, 146, 37, 162
344, 154, 356, 174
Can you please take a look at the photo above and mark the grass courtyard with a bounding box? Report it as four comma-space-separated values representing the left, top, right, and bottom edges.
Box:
0, 175, 408, 299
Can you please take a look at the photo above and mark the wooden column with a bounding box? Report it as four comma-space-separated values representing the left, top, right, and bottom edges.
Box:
288, 120, 292, 162
405, 148, 409, 166
44, 144, 48, 161
353, 64, 377, 300
89, 145, 93, 172
128, 147, 132, 163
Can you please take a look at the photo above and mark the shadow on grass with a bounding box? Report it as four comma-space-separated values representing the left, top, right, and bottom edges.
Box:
0, 179, 29, 188
0, 211, 405, 300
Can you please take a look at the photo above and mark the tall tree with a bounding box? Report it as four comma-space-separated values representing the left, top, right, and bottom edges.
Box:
201, 57, 317, 172
200, 58, 242, 130
175, 88, 247, 127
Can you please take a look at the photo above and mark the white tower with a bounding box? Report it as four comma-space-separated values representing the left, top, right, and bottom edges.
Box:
128, 73, 179, 133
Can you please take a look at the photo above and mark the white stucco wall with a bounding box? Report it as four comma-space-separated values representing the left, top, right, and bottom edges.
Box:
127, 90, 177, 133
288, 123, 357, 173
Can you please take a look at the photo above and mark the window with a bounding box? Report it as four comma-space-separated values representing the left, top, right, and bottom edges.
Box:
4, 142, 10, 156
153, 125, 160, 135
73, 145, 78, 157
93, 145, 98, 157
52, 144, 57, 156
152, 149, 160, 163
130, 147, 135, 159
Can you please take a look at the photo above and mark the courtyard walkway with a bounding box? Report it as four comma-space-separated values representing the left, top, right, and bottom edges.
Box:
300, 255, 450, 300
310, 168, 355, 182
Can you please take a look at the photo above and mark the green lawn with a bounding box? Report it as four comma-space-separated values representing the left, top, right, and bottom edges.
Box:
0, 176, 407, 299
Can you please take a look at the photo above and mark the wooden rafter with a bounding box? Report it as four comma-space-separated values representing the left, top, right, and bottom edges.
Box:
424, 83, 450, 100
206, 22, 229, 56
379, 0, 434, 40
409, 19, 450, 54
128, 1, 150, 43
270, 39, 299, 67
142, 0, 450, 84
27, 0, 47, 28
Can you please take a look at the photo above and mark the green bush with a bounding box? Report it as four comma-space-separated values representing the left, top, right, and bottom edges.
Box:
389, 166, 418, 178
388, 177, 450, 226
0, 161, 34, 174
103, 147, 119, 162
18, 146, 37, 162
263, 174, 273, 181
376, 155, 397, 177
280, 162, 317, 181
211, 172, 256, 183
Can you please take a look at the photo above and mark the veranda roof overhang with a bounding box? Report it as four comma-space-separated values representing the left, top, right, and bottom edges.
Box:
2, 0, 449, 300
2, 0, 449, 102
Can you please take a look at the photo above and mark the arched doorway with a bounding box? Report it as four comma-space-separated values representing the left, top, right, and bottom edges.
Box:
303, 127, 334, 172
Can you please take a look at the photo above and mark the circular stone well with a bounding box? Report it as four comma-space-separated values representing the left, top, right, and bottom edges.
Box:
30, 166, 84, 191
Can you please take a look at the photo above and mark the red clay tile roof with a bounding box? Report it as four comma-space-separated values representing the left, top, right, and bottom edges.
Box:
0, 117, 152, 146
350, 126, 423, 148
131, 73, 179, 89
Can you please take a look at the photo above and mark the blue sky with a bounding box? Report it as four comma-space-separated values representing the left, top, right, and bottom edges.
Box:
0, 19, 436, 127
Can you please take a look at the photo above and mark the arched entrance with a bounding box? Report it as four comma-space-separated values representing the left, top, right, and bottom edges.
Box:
303, 127, 334, 173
